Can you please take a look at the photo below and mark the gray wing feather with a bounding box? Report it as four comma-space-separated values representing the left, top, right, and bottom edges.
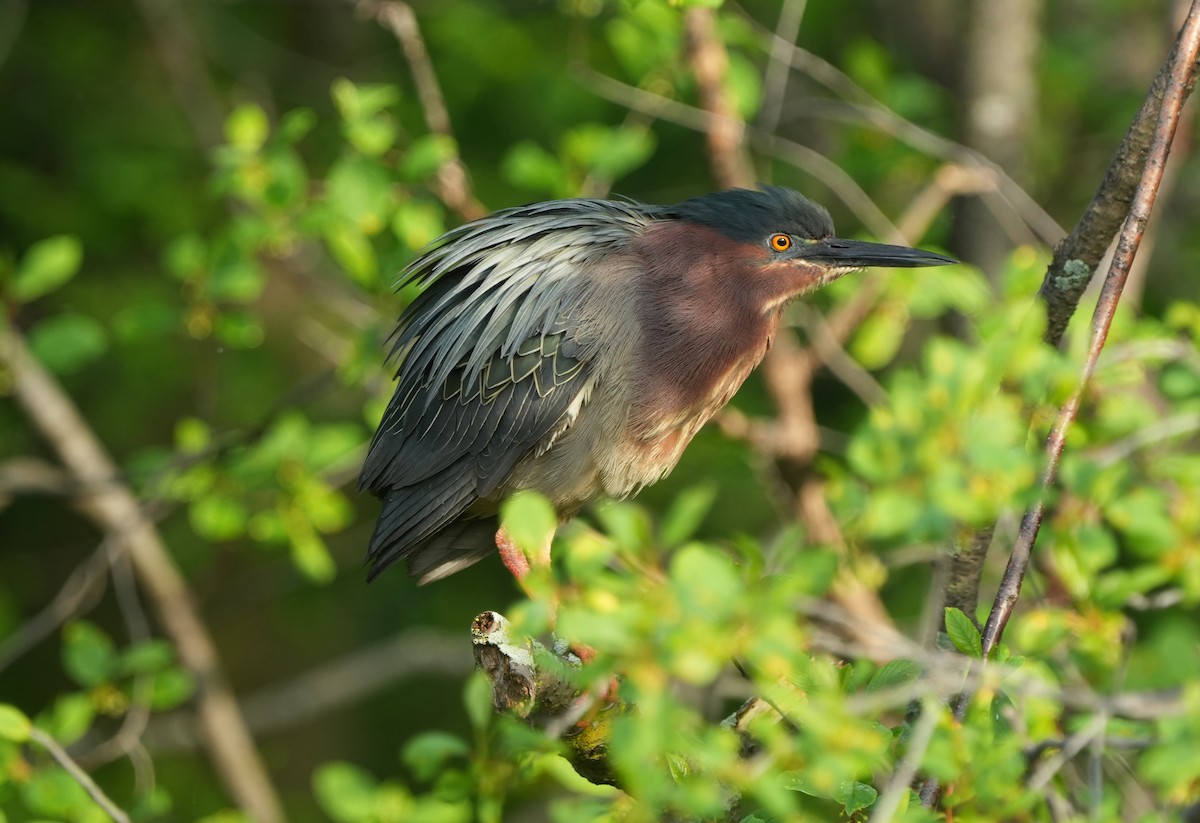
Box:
360, 199, 647, 581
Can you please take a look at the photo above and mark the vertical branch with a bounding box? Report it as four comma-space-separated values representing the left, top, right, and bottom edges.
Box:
364, 0, 486, 221
681, 4, 902, 655
0, 329, 285, 823
683, 8, 756, 189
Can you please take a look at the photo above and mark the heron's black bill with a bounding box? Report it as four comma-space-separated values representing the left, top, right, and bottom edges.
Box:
800, 238, 956, 269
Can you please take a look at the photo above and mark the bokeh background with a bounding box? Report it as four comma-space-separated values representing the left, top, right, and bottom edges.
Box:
2, 0, 1199, 820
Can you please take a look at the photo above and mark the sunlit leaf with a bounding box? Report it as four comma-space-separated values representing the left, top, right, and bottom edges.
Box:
0, 704, 31, 742
11, 235, 83, 302
944, 607, 983, 658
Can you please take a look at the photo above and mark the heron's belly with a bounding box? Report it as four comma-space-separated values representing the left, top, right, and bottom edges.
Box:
485, 405, 704, 515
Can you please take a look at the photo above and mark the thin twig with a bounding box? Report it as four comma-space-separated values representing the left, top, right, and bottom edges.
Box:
28, 726, 132, 823
756, 0, 807, 136
0, 327, 285, 823
738, 13, 1063, 243
1027, 713, 1110, 793
80, 546, 157, 784
0, 542, 111, 672
869, 698, 941, 823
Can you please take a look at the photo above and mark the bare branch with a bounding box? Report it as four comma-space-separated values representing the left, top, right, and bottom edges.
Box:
756, 0, 808, 136
0, 456, 73, 506
869, 698, 941, 823
683, 7, 756, 189
0, 327, 285, 823
360, 0, 486, 221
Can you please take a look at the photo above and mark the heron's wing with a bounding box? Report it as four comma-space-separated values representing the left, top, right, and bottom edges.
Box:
358, 200, 646, 582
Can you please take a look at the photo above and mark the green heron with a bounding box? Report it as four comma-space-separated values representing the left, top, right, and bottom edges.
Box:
360, 185, 953, 584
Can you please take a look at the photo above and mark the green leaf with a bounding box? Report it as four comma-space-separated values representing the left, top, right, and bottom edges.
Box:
11, 235, 83, 302
867, 659, 922, 692
851, 301, 909, 369
399, 134, 458, 181
463, 672, 494, 731
151, 666, 196, 710
501, 141, 566, 196
402, 732, 470, 781
944, 607, 983, 658
27, 313, 107, 375
671, 544, 741, 616
21, 767, 91, 817
288, 521, 338, 584
0, 704, 31, 742
189, 494, 249, 542
164, 232, 208, 281
36, 692, 94, 746
175, 417, 212, 454
225, 103, 269, 151
345, 117, 397, 157
117, 639, 174, 677
313, 761, 378, 823
62, 621, 116, 687
331, 79, 400, 121
214, 311, 266, 349
209, 258, 266, 303
392, 199, 446, 252
659, 483, 717, 548
277, 107, 317, 143
833, 780, 879, 814
500, 491, 557, 560
326, 154, 394, 233
325, 222, 379, 288
562, 124, 656, 180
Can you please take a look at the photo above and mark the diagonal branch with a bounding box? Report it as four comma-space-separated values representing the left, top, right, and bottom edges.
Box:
940, 1, 1200, 636
981, 0, 1200, 665
0, 327, 285, 823
28, 726, 131, 823
921, 0, 1200, 807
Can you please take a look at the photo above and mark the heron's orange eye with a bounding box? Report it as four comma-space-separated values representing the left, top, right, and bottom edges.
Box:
770, 234, 792, 252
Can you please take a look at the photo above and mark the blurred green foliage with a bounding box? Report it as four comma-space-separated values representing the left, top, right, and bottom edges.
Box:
2, 0, 1199, 821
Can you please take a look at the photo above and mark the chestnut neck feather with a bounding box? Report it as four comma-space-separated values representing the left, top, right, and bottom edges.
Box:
628, 222, 798, 436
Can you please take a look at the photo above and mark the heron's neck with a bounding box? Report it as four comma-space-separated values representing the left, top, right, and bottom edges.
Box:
628, 222, 783, 436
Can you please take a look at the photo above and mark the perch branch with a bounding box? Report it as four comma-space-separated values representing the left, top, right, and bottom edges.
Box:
471, 611, 623, 786
0, 327, 285, 823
